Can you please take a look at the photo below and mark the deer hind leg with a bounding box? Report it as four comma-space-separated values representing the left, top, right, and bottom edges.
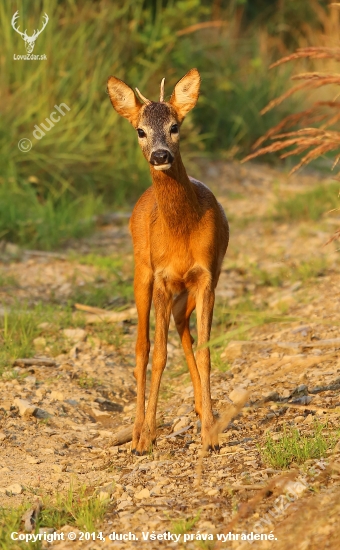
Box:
172, 291, 202, 418
195, 273, 219, 452
131, 265, 153, 453
134, 278, 172, 455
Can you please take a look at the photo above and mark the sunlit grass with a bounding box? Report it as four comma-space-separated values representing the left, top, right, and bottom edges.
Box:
260, 422, 340, 469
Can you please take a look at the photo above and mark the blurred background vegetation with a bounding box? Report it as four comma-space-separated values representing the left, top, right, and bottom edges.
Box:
0, 0, 338, 248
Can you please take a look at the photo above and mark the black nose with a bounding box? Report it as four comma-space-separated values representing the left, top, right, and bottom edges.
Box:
150, 149, 173, 165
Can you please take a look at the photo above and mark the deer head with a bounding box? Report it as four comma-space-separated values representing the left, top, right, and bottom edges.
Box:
107, 69, 200, 170
11, 11, 49, 54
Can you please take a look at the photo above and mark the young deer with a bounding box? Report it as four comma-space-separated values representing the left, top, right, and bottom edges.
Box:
107, 69, 229, 455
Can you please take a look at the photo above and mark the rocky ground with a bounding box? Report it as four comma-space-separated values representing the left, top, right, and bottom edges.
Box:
0, 160, 340, 549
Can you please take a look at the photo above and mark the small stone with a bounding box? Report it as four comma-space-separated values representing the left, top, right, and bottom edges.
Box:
33, 408, 53, 420
27, 456, 39, 464
25, 376, 36, 385
33, 337, 46, 350
282, 389, 291, 398
14, 398, 37, 419
303, 414, 314, 424
173, 417, 190, 431
117, 500, 131, 510
176, 404, 193, 416
6, 483, 22, 495
89, 407, 112, 423
63, 328, 87, 343
229, 387, 249, 404
294, 415, 305, 423
51, 464, 65, 473
206, 488, 219, 496
134, 488, 150, 500
50, 391, 64, 401
0, 432, 6, 442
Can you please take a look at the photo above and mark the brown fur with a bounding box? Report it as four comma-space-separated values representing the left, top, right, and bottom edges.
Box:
107, 69, 229, 454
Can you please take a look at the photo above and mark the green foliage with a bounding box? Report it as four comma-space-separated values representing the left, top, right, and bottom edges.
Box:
260, 422, 339, 469
0, 0, 297, 248
0, 303, 85, 374
40, 484, 109, 531
274, 182, 340, 222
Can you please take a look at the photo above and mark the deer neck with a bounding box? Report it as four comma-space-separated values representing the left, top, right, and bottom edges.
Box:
150, 153, 201, 234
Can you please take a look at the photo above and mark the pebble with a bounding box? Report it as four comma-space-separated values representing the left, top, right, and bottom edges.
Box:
63, 328, 87, 343
303, 414, 314, 424
294, 415, 305, 423
0, 432, 6, 441
206, 488, 219, 496
50, 390, 65, 401
33, 337, 46, 349
6, 483, 23, 495
173, 417, 190, 431
229, 387, 249, 404
14, 398, 36, 419
134, 488, 150, 500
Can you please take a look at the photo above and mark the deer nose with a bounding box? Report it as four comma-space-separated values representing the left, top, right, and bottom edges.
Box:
150, 149, 173, 166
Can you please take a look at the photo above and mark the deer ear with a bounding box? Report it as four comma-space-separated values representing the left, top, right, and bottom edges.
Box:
107, 76, 142, 127
169, 68, 200, 122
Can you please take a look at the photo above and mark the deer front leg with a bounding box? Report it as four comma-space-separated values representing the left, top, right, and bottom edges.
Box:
172, 291, 202, 417
195, 274, 218, 452
132, 266, 153, 453
134, 278, 172, 455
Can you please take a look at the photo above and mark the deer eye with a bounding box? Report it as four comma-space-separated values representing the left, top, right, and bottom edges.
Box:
137, 128, 146, 138
170, 124, 179, 134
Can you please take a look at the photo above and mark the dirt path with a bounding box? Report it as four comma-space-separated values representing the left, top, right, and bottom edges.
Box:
0, 161, 340, 549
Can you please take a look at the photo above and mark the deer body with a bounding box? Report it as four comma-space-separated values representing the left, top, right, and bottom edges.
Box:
107, 69, 229, 454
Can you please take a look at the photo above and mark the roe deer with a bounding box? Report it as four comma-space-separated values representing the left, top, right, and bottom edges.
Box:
107, 68, 229, 455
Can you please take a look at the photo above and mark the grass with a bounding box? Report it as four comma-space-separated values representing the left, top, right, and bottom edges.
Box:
0, 484, 109, 550
260, 422, 340, 469
274, 182, 340, 222
69, 253, 134, 309
40, 484, 109, 532
171, 510, 201, 535
247, 257, 329, 288
0, 0, 309, 249
0, 303, 85, 375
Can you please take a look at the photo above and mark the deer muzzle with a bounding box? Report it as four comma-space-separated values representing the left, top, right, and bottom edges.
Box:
150, 149, 174, 170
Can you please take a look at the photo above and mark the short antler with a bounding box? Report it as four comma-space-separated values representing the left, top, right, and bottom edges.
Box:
159, 78, 165, 102
11, 11, 27, 38
135, 87, 151, 105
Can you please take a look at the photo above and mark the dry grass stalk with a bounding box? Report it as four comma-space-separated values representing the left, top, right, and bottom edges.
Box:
242, 44, 340, 240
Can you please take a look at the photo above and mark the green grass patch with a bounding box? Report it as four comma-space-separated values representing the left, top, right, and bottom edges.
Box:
274, 182, 340, 222
0, 485, 109, 550
171, 511, 201, 535
0, 304, 85, 375
0, 186, 99, 250
260, 422, 340, 469
247, 257, 328, 288
69, 254, 134, 309
40, 484, 109, 532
